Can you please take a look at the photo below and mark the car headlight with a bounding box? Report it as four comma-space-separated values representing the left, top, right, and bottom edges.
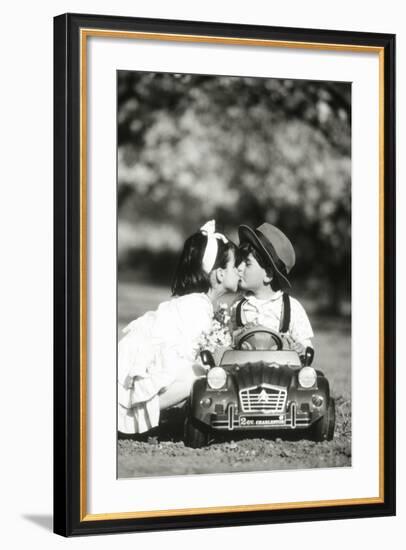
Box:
207, 367, 227, 390
298, 366, 317, 388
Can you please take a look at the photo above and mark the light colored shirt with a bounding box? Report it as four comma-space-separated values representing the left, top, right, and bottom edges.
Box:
231, 291, 314, 345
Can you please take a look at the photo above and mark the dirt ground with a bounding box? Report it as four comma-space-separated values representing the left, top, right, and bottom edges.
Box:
117, 283, 351, 478
118, 397, 351, 477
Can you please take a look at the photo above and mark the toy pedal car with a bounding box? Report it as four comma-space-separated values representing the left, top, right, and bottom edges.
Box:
184, 326, 335, 448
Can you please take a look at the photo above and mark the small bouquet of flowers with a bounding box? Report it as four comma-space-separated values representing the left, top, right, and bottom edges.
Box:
197, 303, 232, 364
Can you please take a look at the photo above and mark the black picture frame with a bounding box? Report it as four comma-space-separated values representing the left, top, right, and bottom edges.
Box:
54, 12, 396, 537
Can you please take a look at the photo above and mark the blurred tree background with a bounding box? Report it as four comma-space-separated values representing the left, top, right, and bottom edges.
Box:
117, 71, 351, 315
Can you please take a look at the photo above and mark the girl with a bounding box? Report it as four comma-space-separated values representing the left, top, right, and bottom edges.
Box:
118, 220, 239, 434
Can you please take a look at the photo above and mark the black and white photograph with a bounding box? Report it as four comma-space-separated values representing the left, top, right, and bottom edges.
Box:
116, 71, 352, 478
0, 0, 400, 543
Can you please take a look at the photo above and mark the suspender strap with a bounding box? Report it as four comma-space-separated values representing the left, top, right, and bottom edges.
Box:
279, 293, 291, 333
235, 298, 247, 327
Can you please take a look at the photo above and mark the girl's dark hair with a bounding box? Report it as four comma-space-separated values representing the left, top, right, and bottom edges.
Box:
237, 242, 286, 292
172, 232, 236, 296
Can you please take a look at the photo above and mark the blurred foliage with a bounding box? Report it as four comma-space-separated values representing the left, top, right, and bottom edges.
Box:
117, 72, 351, 314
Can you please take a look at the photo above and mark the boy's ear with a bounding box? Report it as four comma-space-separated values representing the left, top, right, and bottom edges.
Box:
263, 273, 273, 285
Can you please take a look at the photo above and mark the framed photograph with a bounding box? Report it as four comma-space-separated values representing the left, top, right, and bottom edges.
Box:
53, 13, 396, 536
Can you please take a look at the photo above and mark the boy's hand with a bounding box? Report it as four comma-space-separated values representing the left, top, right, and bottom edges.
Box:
240, 341, 254, 351
287, 340, 315, 366
290, 341, 306, 356
282, 336, 306, 356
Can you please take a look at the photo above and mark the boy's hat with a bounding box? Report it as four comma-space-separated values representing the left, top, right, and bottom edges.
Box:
238, 223, 295, 289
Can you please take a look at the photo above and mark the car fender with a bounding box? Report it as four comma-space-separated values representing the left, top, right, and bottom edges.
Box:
188, 376, 238, 426
285, 371, 331, 422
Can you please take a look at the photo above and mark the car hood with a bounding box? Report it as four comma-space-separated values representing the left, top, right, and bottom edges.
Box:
227, 361, 295, 390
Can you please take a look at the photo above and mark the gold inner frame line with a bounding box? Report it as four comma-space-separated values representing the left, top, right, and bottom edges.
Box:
79, 28, 385, 522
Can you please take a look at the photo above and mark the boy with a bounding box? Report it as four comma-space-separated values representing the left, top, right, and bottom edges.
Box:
231, 223, 313, 359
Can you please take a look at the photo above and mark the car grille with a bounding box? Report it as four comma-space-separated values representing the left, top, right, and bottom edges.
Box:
239, 384, 287, 413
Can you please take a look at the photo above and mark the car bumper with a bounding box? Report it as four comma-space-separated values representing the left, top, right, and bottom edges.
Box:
210, 404, 314, 431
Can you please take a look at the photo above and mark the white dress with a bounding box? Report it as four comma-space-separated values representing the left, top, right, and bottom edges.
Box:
118, 293, 213, 434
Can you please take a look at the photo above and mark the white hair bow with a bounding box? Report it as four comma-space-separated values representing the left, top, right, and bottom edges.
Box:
200, 220, 228, 274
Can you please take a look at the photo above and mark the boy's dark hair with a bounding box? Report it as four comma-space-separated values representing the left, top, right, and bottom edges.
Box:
237, 242, 286, 292
172, 232, 236, 296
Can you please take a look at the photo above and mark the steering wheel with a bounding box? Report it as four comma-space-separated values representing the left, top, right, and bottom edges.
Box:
235, 326, 284, 351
